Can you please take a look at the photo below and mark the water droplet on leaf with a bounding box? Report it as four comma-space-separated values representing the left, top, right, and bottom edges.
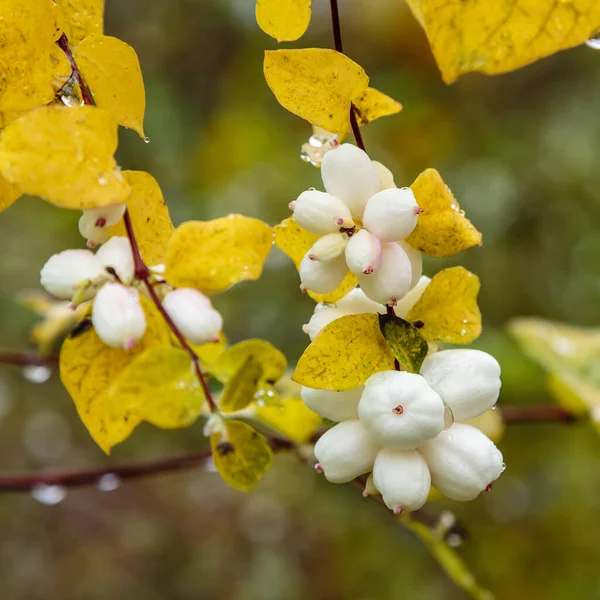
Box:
144, 136, 151, 144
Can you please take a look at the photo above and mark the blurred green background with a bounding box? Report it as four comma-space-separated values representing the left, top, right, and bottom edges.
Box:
1, 1, 600, 598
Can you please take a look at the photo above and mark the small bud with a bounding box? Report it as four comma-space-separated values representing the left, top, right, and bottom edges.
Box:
162, 288, 223, 345
301, 385, 363, 422
358, 371, 445, 449
302, 306, 347, 340
96, 236, 135, 285
299, 252, 348, 294
371, 160, 396, 191
82, 203, 126, 228
345, 229, 382, 276
321, 144, 380, 218
307, 232, 348, 262
362, 187, 421, 243
78, 214, 111, 247
394, 275, 430, 319
420, 349, 502, 421
92, 283, 146, 349
292, 190, 354, 235
357, 242, 412, 306
373, 448, 431, 512
40, 249, 107, 300
314, 419, 380, 484
419, 423, 504, 501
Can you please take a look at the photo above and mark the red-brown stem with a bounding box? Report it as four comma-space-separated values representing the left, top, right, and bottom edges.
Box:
500, 405, 580, 424
57, 34, 95, 106
0, 351, 58, 368
329, 0, 366, 151
122, 210, 218, 413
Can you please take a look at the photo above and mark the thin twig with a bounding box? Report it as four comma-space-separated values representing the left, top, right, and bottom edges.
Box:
0, 351, 58, 368
57, 34, 95, 106
500, 404, 581, 424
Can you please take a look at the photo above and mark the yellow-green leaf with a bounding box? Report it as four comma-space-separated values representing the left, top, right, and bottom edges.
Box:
165, 215, 273, 294
406, 267, 481, 344
0, 105, 130, 209
110, 171, 173, 265
273, 217, 358, 303
404, 0, 425, 27
415, 0, 600, 84
191, 333, 228, 367
264, 48, 369, 135
256, 0, 312, 42
57, 0, 104, 45
211, 420, 273, 491
378, 314, 428, 373
406, 168, 481, 258
109, 346, 204, 430
464, 409, 505, 444
293, 314, 395, 391
256, 397, 321, 443
403, 518, 493, 600
59, 297, 171, 453
352, 87, 402, 127
0, 174, 20, 213
220, 355, 264, 412
74, 34, 146, 137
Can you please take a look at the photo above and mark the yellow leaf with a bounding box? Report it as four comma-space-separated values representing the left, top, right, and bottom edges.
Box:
264, 49, 369, 134
404, 518, 493, 600
352, 87, 402, 127
0, 174, 20, 213
211, 420, 273, 491
256, 0, 312, 42
109, 346, 204, 430
220, 355, 264, 412
293, 314, 395, 391
404, 0, 425, 27
273, 217, 358, 303
57, 0, 104, 45
256, 397, 321, 443
110, 171, 173, 265
0, 111, 26, 130
165, 215, 273, 294
464, 409, 505, 443
406, 168, 481, 258
0, 105, 130, 209
0, 0, 70, 111
378, 314, 429, 373
74, 35, 146, 137
211, 339, 287, 386
416, 0, 600, 84
59, 297, 171, 453
191, 333, 228, 366
406, 267, 481, 344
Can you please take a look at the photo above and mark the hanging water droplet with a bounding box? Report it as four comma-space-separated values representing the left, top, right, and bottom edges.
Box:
97, 473, 121, 492
443, 404, 455, 429
501, 462, 506, 473
144, 136, 151, 144
586, 32, 600, 50
22, 365, 52, 384
31, 483, 67, 505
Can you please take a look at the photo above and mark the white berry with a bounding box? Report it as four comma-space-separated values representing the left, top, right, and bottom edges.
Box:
78, 214, 111, 248
345, 229, 382, 275
371, 160, 396, 191
299, 253, 348, 294
307, 232, 348, 262
301, 386, 363, 422
96, 236, 135, 285
395, 275, 430, 319
398, 239, 423, 290
291, 190, 354, 235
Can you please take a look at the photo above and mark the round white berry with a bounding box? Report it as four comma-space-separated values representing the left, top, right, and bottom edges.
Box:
357, 242, 412, 306
78, 214, 111, 248
358, 371, 445, 449
321, 144, 379, 218
335, 287, 385, 315
419, 423, 504, 501
291, 190, 354, 235
345, 229, 382, 276
95, 236, 135, 285
373, 448, 431, 513
314, 419, 380, 483
162, 288, 223, 345
420, 349, 501, 421
395, 275, 430, 319
301, 386, 363, 422
398, 239, 423, 290
40, 249, 107, 300
92, 283, 146, 349
307, 232, 348, 262
299, 253, 348, 294
371, 160, 396, 191
362, 187, 421, 243
82, 203, 126, 228
302, 306, 347, 341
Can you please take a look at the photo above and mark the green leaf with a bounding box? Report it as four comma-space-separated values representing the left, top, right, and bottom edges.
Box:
378, 314, 428, 373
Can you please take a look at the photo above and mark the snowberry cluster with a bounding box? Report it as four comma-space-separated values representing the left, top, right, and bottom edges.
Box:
290, 143, 423, 306
40, 218, 222, 351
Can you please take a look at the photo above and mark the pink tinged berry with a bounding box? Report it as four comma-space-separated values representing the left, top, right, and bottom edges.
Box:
420, 349, 502, 421
307, 233, 348, 262
394, 275, 430, 319
96, 236, 135, 285
359, 371, 445, 449
299, 252, 348, 294
292, 189, 354, 235
419, 423, 504, 502
357, 242, 412, 307
321, 144, 380, 219
78, 214, 111, 247
162, 288, 223, 346
288, 200, 297, 210
40, 249, 107, 300
362, 187, 422, 243
92, 283, 146, 349
345, 229, 382, 276
313, 420, 380, 484
301, 385, 363, 422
